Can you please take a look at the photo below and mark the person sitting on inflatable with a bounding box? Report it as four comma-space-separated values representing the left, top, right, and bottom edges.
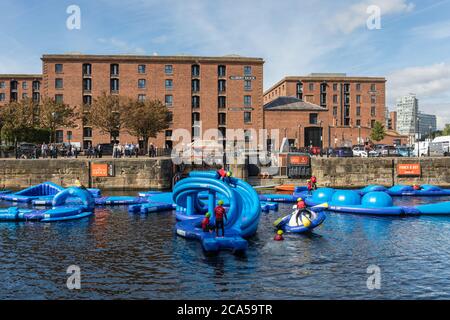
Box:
307, 179, 313, 195
413, 184, 422, 191
274, 229, 284, 241
201, 212, 213, 233
214, 200, 227, 238
311, 176, 318, 190
295, 198, 312, 226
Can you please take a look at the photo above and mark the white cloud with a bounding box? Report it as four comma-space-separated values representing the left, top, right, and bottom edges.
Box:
330, 0, 415, 34
412, 20, 450, 40
387, 63, 450, 128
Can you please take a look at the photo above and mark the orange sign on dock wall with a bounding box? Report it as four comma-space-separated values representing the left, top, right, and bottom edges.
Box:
398, 163, 421, 176
289, 155, 310, 166
91, 164, 109, 177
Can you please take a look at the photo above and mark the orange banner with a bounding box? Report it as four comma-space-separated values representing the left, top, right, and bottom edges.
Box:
289, 155, 310, 166
91, 164, 109, 177
398, 163, 421, 176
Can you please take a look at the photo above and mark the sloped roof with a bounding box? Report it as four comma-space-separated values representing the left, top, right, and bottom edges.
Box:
264, 96, 327, 111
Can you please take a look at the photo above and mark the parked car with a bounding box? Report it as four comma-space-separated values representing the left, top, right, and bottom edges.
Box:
397, 146, 413, 157
331, 147, 353, 157
375, 145, 399, 157
352, 145, 368, 157
17, 143, 38, 159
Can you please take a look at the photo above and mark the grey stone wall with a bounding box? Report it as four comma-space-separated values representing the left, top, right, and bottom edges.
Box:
0, 158, 173, 190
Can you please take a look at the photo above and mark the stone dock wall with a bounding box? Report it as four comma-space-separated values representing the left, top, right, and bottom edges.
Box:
0, 158, 173, 190
1, 157, 449, 190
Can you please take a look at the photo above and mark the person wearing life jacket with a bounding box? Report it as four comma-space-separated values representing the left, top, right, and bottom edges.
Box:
413, 184, 421, 191
217, 167, 227, 180
311, 176, 318, 190
295, 198, 312, 226
214, 200, 227, 237
307, 179, 313, 195
274, 229, 284, 241
74, 177, 86, 190
201, 212, 213, 233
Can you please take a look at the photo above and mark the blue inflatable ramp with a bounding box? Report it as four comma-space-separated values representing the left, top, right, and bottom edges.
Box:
172, 171, 261, 253
0, 187, 95, 222
128, 202, 175, 214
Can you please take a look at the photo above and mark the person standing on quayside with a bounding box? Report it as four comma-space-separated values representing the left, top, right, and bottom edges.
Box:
214, 200, 227, 238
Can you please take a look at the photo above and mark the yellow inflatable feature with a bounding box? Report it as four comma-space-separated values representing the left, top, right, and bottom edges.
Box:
301, 215, 312, 228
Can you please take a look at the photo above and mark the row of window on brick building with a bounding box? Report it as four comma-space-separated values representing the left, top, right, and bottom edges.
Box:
0, 80, 41, 102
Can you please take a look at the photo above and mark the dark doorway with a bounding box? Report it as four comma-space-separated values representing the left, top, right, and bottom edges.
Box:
304, 127, 323, 148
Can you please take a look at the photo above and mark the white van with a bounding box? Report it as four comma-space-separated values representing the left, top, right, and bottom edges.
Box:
430, 136, 450, 156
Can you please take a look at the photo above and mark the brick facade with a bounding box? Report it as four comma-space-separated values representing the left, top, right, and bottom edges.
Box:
263, 75, 408, 148
0, 74, 42, 107
41, 54, 264, 149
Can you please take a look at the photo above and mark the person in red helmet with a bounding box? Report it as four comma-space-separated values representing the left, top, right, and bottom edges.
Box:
413, 184, 421, 191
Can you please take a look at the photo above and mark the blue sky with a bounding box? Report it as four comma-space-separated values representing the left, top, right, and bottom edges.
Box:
1, 0, 450, 127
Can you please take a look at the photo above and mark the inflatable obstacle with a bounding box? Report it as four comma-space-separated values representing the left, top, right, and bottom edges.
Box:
34, 195, 148, 207
0, 187, 95, 222
0, 182, 101, 203
306, 188, 450, 216
259, 194, 298, 203
274, 204, 327, 233
173, 171, 261, 253
343, 184, 450, 197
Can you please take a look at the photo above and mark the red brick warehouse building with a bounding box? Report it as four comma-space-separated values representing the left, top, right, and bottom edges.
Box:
0, 74, 42, 107
41, 54, 264, 149
263, 73, 407, 148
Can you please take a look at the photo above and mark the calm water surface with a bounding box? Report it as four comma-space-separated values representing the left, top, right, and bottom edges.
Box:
1, 192, 450, 300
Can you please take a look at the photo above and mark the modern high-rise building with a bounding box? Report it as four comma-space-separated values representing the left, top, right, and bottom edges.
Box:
396, 94, 419, 136
418, 112, 437, 138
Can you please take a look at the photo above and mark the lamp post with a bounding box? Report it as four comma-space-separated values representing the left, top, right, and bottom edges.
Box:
358, 125, 361, 146
416, 116, 420, 158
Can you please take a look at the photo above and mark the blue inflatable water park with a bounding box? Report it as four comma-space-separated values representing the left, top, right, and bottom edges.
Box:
0, 187, 95, 222
172, 171, 261, 253
305, 187, 450, 216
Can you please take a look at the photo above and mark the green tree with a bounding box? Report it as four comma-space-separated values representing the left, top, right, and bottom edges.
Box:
87, 92, 129, 143
0, 99, 37, 145
442, 124, 450, 136
123, 99, 171, 154
370, 121, 386, 142
39, 97, 78, 143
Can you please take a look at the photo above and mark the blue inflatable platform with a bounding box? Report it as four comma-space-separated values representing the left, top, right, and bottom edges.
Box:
274, 204, 327, 233
306, 188, 450, 216
259, 194, 298, 203
0, 182, 101, 203
351, 184, 450, 197
173, 171, 261, 253
0, 187, 95, 222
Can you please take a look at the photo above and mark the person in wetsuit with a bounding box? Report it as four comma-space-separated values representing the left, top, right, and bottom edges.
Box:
214, 200, 227, 237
